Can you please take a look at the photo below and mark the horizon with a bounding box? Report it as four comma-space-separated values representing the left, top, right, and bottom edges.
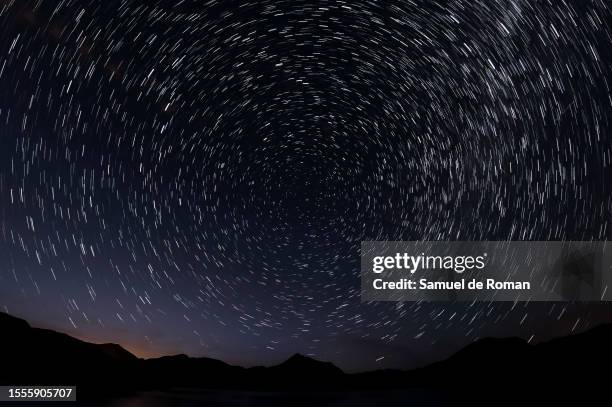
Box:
3, 308, 610, 374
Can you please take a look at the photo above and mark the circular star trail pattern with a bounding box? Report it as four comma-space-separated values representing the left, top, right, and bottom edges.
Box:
1, 0, 611, 370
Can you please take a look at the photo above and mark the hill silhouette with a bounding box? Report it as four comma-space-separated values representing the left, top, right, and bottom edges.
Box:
0, 311, 610, 400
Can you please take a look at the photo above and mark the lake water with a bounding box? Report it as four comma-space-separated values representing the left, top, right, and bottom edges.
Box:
80, 389, 448, 407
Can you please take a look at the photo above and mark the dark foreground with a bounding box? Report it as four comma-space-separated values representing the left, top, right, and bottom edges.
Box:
78, 389, 447, 407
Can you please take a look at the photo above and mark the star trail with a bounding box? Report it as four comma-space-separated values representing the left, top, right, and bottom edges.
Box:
1, 0, 611, 372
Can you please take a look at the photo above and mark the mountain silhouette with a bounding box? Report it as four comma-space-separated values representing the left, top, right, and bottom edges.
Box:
0, 311, 610, 400
97, 343, 139, 361
272, 352, 344, 375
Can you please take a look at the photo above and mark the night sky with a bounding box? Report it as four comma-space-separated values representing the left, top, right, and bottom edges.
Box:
1, 0, 612, 373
